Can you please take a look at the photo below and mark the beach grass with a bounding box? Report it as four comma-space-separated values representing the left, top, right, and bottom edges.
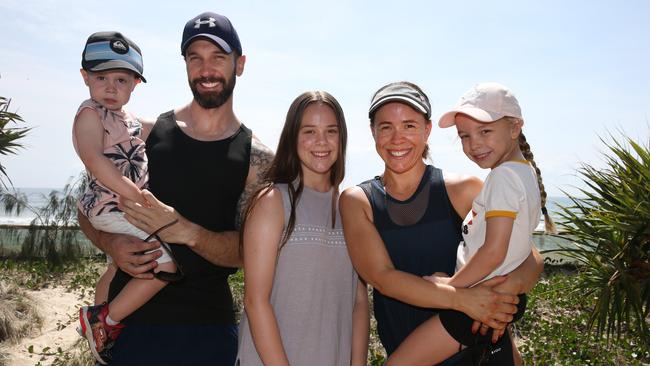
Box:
0, 258, 100, 365
1, 257, 648, 365
517, 265, 650, 365
0, 280, 42, 345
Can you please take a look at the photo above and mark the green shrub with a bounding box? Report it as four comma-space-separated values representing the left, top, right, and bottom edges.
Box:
518, 267, 649, 365
555, 132, 649, 343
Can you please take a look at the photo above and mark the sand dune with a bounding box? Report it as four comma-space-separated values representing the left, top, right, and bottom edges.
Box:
2, 287, 90, 366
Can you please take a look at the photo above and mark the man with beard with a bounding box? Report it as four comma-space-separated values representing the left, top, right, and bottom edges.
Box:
78, 12, 273, 365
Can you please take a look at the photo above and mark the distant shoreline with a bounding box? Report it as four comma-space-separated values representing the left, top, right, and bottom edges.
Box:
0, 189, 577, 260
1, 188, 579, 226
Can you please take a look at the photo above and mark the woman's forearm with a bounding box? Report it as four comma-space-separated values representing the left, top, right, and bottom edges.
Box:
374, 268, 458, 309
351, 280, 369, 366
245, 300, 290, 366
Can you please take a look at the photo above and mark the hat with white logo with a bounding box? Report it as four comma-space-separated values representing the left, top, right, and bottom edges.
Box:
82, 31, 146, 82
369, 81, 432, 120
438, 82, 522, 127
181, 12, 242, 56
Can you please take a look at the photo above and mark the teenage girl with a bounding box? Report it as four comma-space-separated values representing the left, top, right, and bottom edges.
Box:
236, 91, 369, 366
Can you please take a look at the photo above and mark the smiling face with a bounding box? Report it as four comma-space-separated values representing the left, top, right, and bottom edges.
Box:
81, 69, 139, 111
184, 39, 245, 109
371, 102, 432, 174
296, 103, 340, 186
455, 113, 523, 169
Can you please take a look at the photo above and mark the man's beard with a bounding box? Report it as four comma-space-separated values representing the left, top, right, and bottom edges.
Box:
189, 73, 236, 109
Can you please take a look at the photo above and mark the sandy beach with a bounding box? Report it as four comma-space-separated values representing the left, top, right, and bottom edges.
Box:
1, 286, 90, 366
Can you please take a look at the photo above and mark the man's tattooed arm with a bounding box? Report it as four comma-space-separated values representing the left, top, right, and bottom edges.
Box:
235, 135, 274, 229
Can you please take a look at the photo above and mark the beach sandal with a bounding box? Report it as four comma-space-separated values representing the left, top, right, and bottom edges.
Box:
144, 219, 185, 282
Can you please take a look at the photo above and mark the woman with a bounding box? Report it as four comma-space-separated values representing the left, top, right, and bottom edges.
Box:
339, 81, 543, 365
237, 91, 369, 366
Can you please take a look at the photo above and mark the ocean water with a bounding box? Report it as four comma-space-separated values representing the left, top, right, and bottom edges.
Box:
0, 187, 92, 255
1, 189, 576, 226
0, 187, 57, 226
544, 196, 576, 222
0, 189, 580, 256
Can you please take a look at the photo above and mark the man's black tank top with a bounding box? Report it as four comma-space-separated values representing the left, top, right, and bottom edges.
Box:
108, 111, 251, 325
359, 165, 463, 355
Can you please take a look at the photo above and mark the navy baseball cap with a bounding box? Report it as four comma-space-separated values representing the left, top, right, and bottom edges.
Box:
181, 12, 242, 56
82, 31, 146, 82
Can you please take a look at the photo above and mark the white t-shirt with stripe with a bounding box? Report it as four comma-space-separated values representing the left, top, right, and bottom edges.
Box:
456, 160, 541, 285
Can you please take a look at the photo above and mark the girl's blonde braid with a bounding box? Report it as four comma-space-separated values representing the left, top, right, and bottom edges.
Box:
519, 132, 557, 234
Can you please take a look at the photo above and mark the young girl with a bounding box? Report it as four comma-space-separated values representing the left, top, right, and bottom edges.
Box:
386, 82, 556, 366
236, 91, 369, 366
73, 31, 177, 365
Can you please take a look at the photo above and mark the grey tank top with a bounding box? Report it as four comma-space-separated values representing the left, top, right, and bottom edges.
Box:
237, 183, 358, 366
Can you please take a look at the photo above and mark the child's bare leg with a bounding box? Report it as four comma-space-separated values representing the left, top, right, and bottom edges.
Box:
107, 260, 176, 322
95, 264, 117, 305
386, 315, 460, 366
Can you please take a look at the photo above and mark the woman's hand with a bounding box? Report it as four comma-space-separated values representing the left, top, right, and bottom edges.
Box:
455, 276, 518, 330
468, 249, 542, 343
470, 275, 522, 343
471, 320, 506, 343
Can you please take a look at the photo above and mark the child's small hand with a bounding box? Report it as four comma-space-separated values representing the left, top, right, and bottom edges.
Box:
422, 272, 451, 285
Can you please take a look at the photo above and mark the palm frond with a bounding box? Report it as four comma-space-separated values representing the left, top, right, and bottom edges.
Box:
0, 96, 31, 189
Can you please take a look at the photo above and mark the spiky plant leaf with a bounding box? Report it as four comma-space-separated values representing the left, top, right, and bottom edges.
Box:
0, 96, 31, 189
556, 132, 649, 343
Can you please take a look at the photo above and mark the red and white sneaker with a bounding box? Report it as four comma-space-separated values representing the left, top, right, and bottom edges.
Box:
79, 303, 124, 365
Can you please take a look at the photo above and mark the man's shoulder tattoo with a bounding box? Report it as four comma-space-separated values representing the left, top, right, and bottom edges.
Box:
249, 137, 274, 179
235, 138, 274, 228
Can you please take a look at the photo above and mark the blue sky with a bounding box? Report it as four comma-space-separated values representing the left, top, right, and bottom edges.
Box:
1, 0, 649, 196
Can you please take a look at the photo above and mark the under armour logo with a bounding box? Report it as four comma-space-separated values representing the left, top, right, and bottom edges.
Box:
194, 17, 216, 28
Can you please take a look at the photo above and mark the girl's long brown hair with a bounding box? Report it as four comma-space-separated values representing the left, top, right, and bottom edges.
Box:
239, 91, 348, 257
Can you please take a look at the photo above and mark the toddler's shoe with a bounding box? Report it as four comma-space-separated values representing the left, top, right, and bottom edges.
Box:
79, 303, 124, 365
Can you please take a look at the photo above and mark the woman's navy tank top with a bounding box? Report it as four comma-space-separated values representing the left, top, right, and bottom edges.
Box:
359, 165, 463, 355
